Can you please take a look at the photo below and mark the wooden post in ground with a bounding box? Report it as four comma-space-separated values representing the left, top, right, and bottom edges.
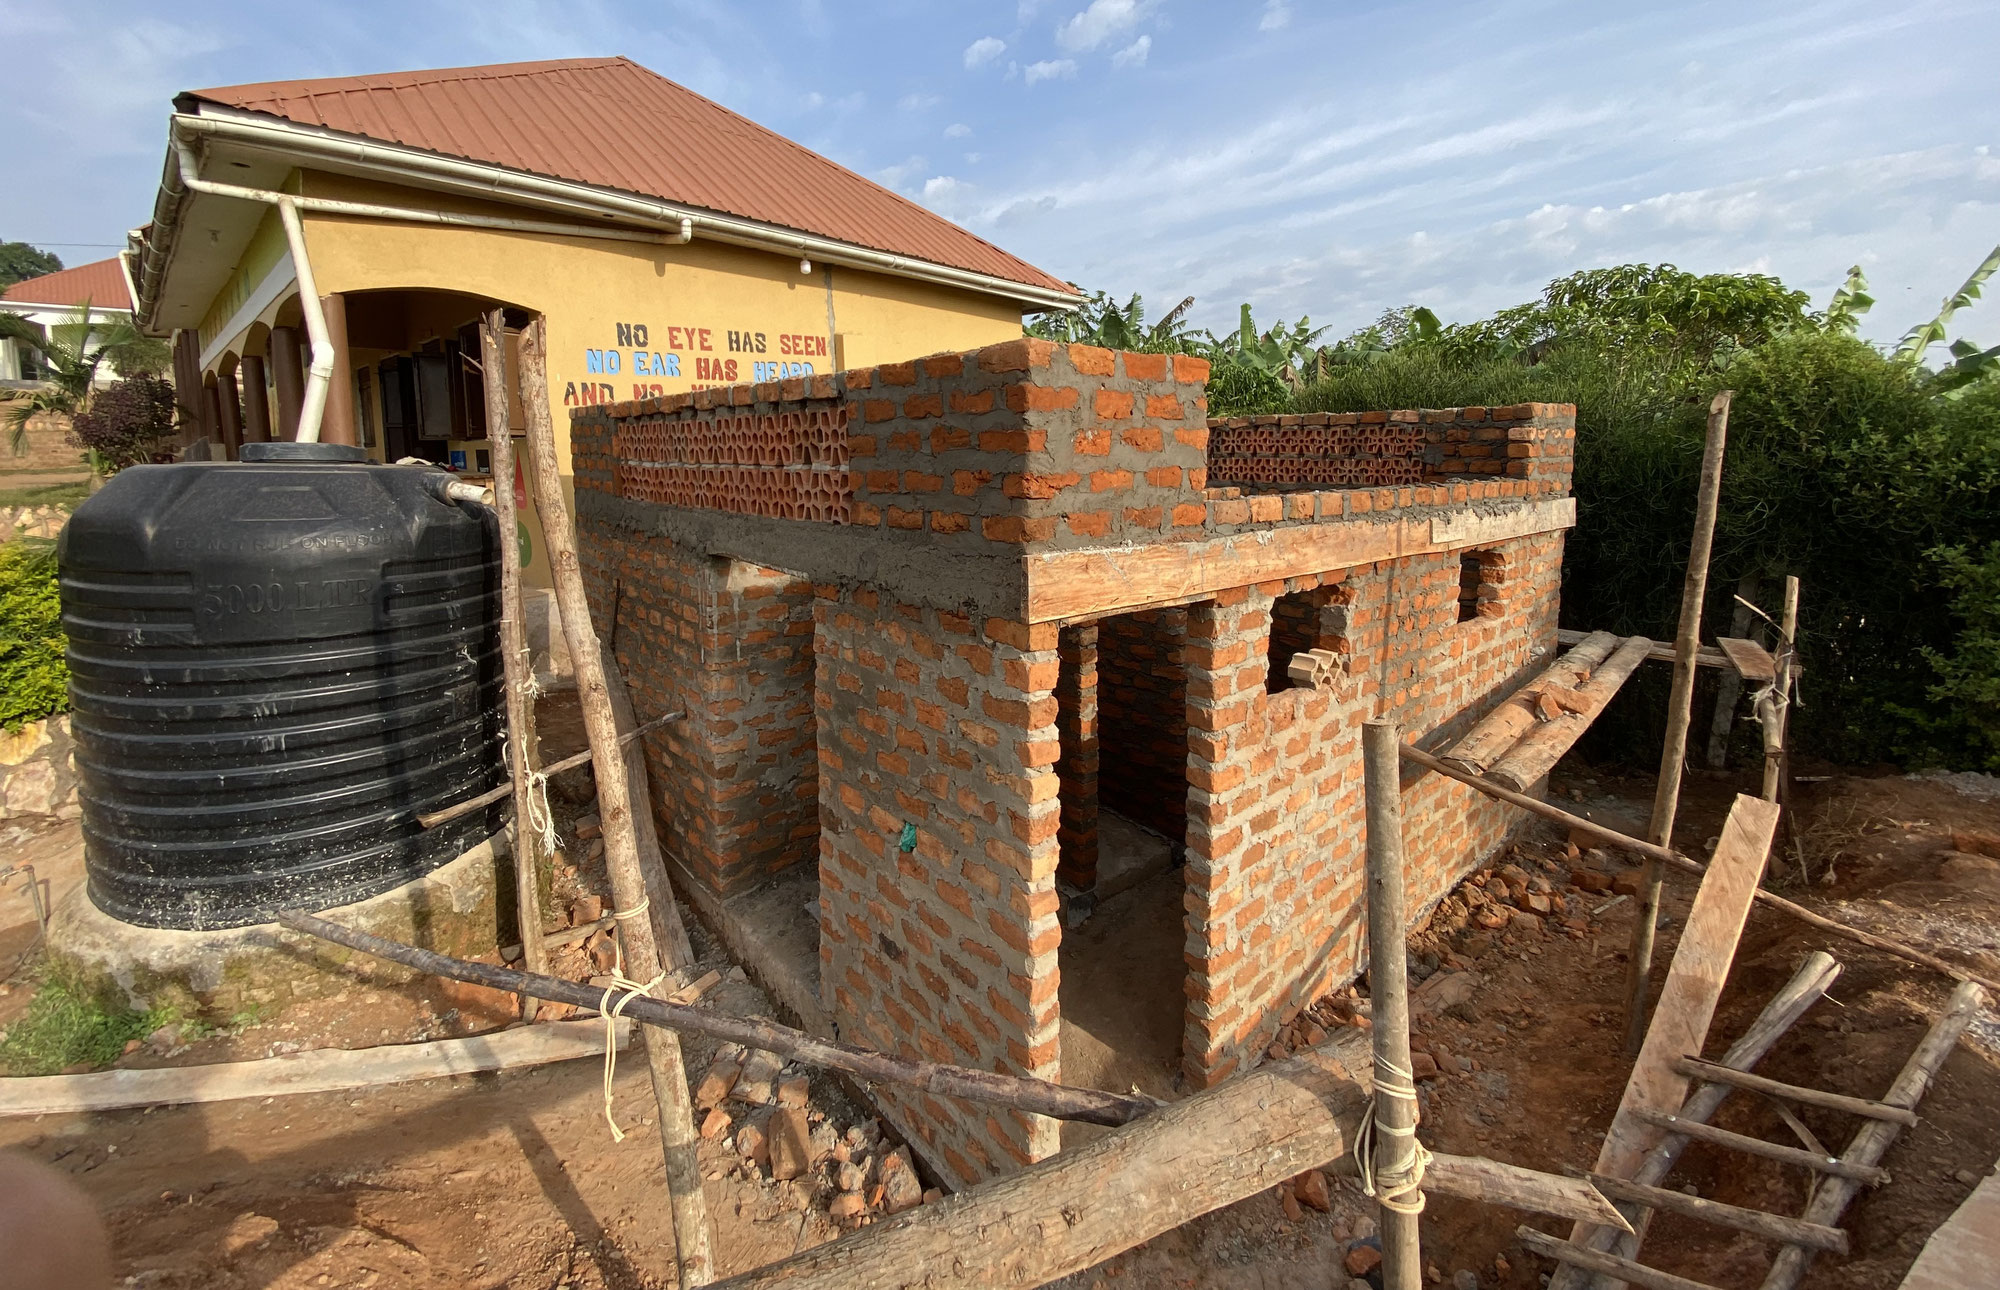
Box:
1362, 719, 1423, 1290
600, 644, 697, 972
478, 309, 548, 1022
517, 318, 713, 1288
1705, 574, 1760, 769
1759, 576, 1800, 805
1624, 391, 1731, 1054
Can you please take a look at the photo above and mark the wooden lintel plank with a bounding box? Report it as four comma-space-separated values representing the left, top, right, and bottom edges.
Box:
1517, 1227, 1726, 1290
1673, 1056, 1919, 1126
1717, 636, 1778, 682
1586, 1173, 1849, 1253
1024, 497, 1575, 623
1630, 1108, 1890, 1183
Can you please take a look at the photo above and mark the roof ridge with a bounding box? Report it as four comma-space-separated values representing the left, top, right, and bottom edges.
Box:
188, 57, 630, 104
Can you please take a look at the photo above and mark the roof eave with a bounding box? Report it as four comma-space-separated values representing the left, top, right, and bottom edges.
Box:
141, 108, 1082, 326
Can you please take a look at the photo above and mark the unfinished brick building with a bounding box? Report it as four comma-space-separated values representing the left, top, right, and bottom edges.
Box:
573, 338, 1576, 1188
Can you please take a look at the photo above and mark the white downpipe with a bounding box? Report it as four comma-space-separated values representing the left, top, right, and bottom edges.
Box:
173, 139, 334, 442
276, 198, 334, 444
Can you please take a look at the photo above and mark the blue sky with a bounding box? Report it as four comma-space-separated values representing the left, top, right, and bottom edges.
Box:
4, 0, 1995, 347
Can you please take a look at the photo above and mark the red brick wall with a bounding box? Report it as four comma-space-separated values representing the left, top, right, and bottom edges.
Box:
813, 590, 1062, 1182
1181, 530, 1564, 1086
1206, 404, 1575, 493
1095, 607, 1190, 844
580, 530, 819, 898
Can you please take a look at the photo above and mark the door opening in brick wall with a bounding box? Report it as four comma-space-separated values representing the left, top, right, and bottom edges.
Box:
1056, 607, 1192, 1151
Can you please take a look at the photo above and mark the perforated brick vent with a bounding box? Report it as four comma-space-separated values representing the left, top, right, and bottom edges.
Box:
1206, 414, 1429, 488
610, 404, 853, 522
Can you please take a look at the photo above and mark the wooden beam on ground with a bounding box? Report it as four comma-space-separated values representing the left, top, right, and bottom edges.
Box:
1629, 1109, 1888, 1183
0, 1020, 629, 1117
1672, 1057, 1918, 1126
1760, 980, 1987, 1290
1592, 795, 1778, 1185
1399, 744, 2000, 995
1898, 1158, 2000, 1289
1586, 1173, 1848, 1253
1519, 1228, 1724, 1290
1486, 635, 1654, 791
1441, 631, 1620, 774
1553, 952, 1842, 1289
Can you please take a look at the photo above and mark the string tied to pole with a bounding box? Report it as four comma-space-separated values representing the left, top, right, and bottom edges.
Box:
1354, 1052, 1432, 1216
597, 928, 664, 1142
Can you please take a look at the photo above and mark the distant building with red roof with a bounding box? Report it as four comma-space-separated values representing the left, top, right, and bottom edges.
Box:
0, 256, 136, 386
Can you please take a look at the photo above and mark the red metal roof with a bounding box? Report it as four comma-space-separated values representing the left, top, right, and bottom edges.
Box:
182, 57, 1072, 297
2, 257, 133, 311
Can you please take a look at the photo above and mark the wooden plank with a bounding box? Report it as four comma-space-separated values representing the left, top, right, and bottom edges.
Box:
1716, 636, 1777, 682
1518, 1228, 1725, 1290
0, 1020, 629, 1117
1899, 1159, 2000, 1289
1426, 1156, 1630, 1232
1629, 1109, 1889, 1183
1023, 497, 1575, 623
1673, 1057, 1919, 1125
1762, 980, 1987, 1290
1552, 952, 1841, 1290
1586, 1174, 1848, 1253
1589, 795, 1779, 1186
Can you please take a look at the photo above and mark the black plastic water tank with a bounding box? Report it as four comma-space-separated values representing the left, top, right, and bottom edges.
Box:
58, 442, 506, 929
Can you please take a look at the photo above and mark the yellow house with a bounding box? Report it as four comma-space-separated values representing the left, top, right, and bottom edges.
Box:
124, 56, 1079, 581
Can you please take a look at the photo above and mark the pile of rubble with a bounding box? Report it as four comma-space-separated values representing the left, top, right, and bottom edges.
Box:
693, 1045, 936, 1228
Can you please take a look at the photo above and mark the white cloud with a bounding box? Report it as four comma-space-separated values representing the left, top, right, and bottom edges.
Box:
897, 92, 940, 111
800, 91, 824, 110
1056, 0, 1145, 53
1111, 34, 1150, 68
1258, 1, 1291, 32
922, 176, 967, 201
963, 36, 1006, 69
1024, 58, 1079, 85
944, 122, 972, 139
965, 152, 984, 164
876, 155, 929, 190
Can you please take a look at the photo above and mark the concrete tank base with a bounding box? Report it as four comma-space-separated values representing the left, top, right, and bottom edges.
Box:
47, 827, 515, 1019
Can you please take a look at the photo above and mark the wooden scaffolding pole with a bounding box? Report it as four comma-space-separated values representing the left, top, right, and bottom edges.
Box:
477, 310, 548, 1021
1759, 576, 1800, 805
1362, 719, 1424, 1289
517, 318, 714, 1287
1625, 391, 1731, 1054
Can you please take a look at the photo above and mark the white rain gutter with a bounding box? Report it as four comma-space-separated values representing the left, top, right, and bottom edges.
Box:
173, 140, 336, 442
167, 111, 1085, 313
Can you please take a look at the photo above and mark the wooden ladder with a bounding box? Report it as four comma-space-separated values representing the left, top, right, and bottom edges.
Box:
1540, 956, 1986, 1290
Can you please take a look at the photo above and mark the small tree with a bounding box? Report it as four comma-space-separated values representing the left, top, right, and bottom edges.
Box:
70, 372, 178, 473
0, 241, 62, 289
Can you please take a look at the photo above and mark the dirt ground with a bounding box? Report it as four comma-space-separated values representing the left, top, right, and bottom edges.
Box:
3, 751, 1997, 1288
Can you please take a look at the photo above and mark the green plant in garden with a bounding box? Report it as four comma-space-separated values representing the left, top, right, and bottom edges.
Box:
0, 962, 172, 1075
70, 372, 178, 473
0, 540, 68, 732
1027, 290, 1200, 352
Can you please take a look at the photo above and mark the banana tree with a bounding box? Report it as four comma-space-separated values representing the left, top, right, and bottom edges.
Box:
1895, 243, 2000, 365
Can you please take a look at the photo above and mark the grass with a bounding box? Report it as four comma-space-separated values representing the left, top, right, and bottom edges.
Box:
0, 963, 173, 1075
0, 480, 88, 509
0, 465, 89, 477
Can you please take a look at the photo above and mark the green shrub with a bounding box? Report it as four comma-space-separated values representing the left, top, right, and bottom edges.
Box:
1294, 334, 2000, 770
0, 540, 67, 731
